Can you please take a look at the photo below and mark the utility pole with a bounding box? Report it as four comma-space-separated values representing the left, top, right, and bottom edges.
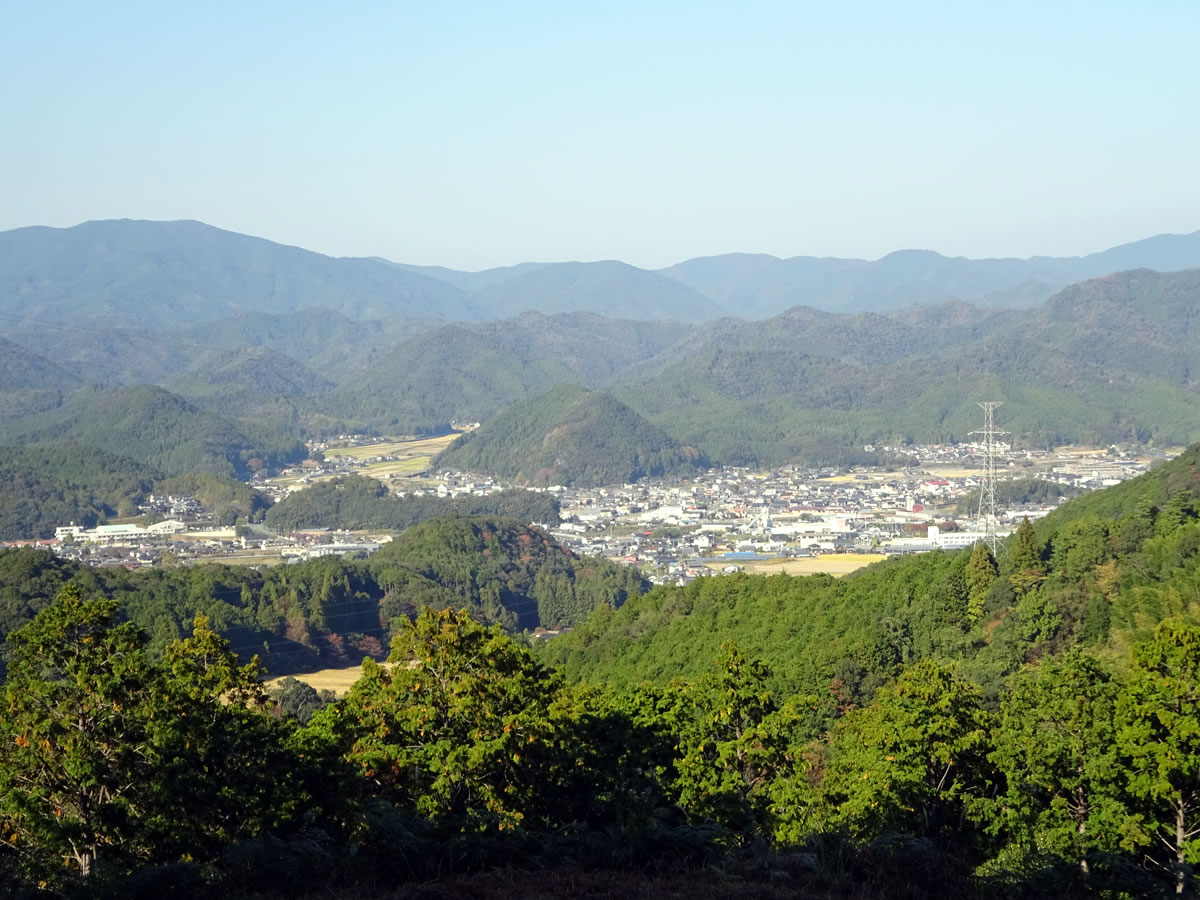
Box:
969, 401, 1008, 556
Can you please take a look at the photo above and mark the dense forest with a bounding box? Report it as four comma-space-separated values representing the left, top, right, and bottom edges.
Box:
0, 385, 308, 479
262, 477, 560, 531
0, 514, 643, 677
2, 446, 1200, 896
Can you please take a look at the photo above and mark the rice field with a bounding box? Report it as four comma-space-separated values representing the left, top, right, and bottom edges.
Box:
323, 434, 458, 461
704, 553, 886, 577
267, 662, 390, 697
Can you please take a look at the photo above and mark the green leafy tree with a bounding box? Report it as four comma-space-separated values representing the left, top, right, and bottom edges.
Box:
813, 659, 993, 847
0, 590, 306, 885
1009, 517, 1045, 596
988, 649, 1144, 873
666, 643, 802, 840
1117, 619, 1200, 894
309, 607, 565, 830
0, 585, 156, 880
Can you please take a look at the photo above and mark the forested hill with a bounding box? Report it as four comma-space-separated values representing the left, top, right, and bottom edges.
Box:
0, 446, 270, 540
371, 516, 648, 630
0, 218, 480, 328
0, 385, 308, 479
542, 440, 1200, 701
0, 514, 642, 675
320, 312, 686, 432
0, 445, 157, 539
435, 386, 710, 486
264, 476, 560, 531
612, 269, 1200, 464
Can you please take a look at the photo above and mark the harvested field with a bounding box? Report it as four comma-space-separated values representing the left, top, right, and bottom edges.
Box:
704, 553, 885, 577
267, 662, 390, 696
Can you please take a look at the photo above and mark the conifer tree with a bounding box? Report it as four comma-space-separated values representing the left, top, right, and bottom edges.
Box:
965, 542, 998, 621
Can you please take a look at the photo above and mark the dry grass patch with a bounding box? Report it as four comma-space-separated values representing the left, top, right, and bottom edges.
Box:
267, 662, 394, 697
704, 554, 885, 577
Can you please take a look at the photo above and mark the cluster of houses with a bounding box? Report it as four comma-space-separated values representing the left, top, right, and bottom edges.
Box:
7, 441, 1163, 576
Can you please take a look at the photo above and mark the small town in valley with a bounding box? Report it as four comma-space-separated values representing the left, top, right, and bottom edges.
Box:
4, 434, 1172, 584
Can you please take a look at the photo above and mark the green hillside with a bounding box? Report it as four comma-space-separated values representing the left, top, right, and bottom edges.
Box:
263, 475, 560, 531
0, 445, 158, 539
615, 270, 1200, 464
543, 441, 1200, 698
370, 515, 648, 630
0, 514, 642, 671
0, 385, 307, 478
323, 313, 688, 431
470, 260, 728, 321
0, 445, 272, 540
436, 386, 710, 486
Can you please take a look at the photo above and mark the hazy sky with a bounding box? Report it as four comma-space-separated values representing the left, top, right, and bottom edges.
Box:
3, 2, 1198, 269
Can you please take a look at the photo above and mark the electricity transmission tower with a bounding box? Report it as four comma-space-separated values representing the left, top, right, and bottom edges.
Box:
969, 401, 1008, 556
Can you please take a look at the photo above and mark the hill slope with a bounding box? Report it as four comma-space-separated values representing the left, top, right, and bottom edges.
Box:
0, 445, 158, 539
614, 269, 1200, 465
324, 312, 689, 431
0, 385, 307, 478
370, 515, 649, 629
435, 386, 710, 486
0, 219, 480, 329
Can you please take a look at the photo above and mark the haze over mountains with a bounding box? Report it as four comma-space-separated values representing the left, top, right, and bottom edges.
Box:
5, 219, 1200, 330
2, 218, 1200, 484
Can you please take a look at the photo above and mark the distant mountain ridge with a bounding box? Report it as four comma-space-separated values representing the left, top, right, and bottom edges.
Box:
0, 219, 481, 329
3, 220, 1199, 330
658, 231, 1200, 316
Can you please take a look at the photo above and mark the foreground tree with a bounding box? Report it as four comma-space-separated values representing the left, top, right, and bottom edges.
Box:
1118, 619, 1200, 894
665, 643, 801, 840
0, 585, 155, 879
309, 607, 567, 830
813, 659, 993, 847
989, 649, 1144, 873
0, 587, 304, 885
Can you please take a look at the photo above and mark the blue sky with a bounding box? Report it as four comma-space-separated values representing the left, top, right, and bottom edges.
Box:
3, 1, 1198, 269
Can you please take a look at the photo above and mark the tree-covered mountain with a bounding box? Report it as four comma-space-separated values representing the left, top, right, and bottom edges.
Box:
0, 445, 158, 539
263, 476, 560, 532
0, 513, 641, 670
321, 312, 688, 431
4, 220, 1199, 340
612, 269, 1200, 464
0, 385, 307, 478
436, 386, 710, 486
0, 445, 271, 540
2, 223, 1200, 473
0, 219, 481, 330
0, 336, 84, 418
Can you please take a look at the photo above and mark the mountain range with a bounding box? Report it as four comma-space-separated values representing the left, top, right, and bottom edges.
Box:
2, 219, 1200, 481
5, 220, 1200, 334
